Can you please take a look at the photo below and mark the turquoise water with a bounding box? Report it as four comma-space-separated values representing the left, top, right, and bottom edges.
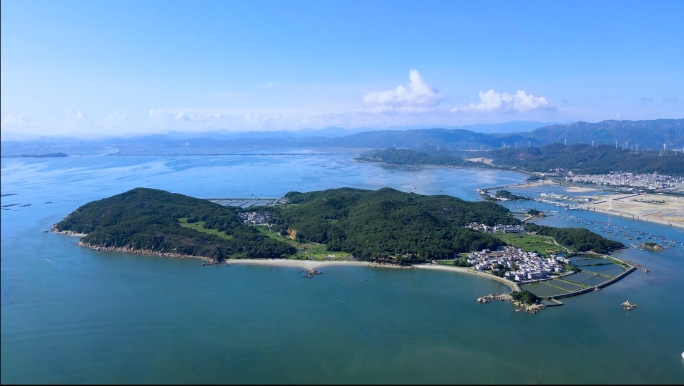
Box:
3, 153, 684, 383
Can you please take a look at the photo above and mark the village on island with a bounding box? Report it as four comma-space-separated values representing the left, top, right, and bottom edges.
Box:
230, 208, 639, 315
464, 223, 566, 281
53, 179, 672, 316
199, 172, 680, 316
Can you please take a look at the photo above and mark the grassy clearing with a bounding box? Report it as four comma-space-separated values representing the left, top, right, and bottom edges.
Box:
178, 218, 233, 240
497, 233, 565, 256
255, 226, 354, 261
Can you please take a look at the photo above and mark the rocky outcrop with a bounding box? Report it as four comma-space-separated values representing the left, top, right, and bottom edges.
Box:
77, 241, 215, 262
477, 293, 546, 314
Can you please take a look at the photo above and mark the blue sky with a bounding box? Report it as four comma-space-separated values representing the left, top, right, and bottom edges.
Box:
1, 0, 682, 138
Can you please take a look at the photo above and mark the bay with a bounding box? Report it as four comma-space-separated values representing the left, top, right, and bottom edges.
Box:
2, 152, 683, 383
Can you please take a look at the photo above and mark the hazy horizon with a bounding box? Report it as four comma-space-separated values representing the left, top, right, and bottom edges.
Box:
1, 120, 568, 141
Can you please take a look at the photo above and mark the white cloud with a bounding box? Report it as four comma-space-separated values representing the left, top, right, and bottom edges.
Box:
364, 70, 444, 107
175, 112, 223, 121
455, 90, 554, 113
64, 110, 86, 120
149, 110, 223, 122
149, 109, 169, 118
106, 112, 127, 120
1, 113, 28, 127
64, 110, 88, 126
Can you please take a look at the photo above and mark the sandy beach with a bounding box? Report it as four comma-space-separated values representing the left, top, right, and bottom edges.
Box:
224, 258, 369, 270
53, 226, 527, 291
227, 259, 521, 291
411, 264, 520, 291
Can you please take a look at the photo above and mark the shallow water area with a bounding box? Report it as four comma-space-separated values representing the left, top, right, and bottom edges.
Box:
3, 153, 684, 383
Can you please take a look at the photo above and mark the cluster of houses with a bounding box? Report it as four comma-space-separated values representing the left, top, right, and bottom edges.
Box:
465, 222, 526, 234
566, 172, 684, 190
466, 246, 569, 282
237, 212, 271, 226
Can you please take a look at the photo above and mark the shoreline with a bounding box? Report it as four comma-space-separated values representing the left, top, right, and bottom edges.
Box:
412, 264, 521, 292
50, 226, 88, 237
479, 178, 555, 192
76, 241, 217, 262
354, 159, 497, 173
224, 258, 369, 270
56, 229, 523, 289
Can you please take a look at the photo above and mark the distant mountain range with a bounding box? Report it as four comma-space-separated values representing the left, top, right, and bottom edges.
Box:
2, 119, 682, 156
320, 119, 684, 151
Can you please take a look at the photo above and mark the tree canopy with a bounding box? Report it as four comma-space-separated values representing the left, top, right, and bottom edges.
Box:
524, 223, 624, 253
268, 187, 517, 263
55, 188, 295, 261
55, 187, 625, 264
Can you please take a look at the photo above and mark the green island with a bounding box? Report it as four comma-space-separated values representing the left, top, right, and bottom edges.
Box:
493, 189, 529, 201
54, 187, 624, 265
356, 147, 486, 168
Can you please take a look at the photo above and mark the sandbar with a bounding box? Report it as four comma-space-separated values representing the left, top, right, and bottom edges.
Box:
565, 186, 598, 193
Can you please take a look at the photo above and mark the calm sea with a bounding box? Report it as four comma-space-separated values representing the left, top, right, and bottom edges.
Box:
2, 151, 683, 383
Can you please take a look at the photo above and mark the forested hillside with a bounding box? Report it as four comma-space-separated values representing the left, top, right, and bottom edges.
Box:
356, 147, 482, 167
487, 143, 684, 176
56, 187, 627, 264
268, 187, 517, 263
359, 144, 684, 176
524, 223, 624, 253
524, 119, 684, 150
55, 188, 296, 260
